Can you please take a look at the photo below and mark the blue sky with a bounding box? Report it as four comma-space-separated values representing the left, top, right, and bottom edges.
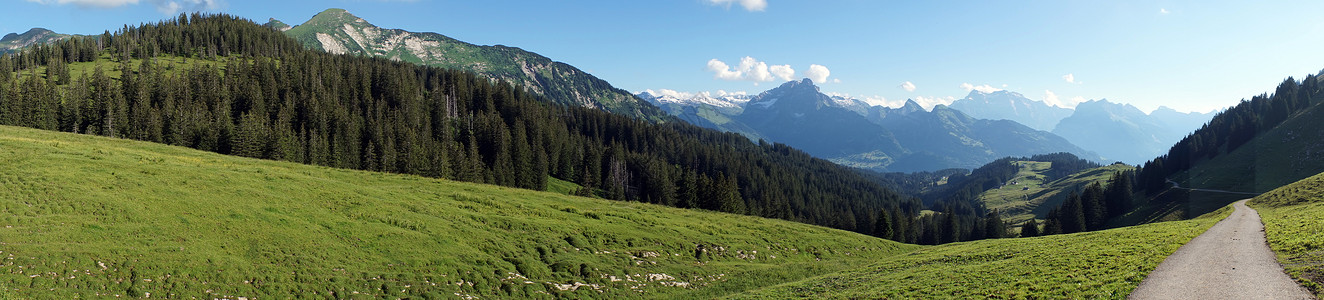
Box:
8, 0, 1324, 113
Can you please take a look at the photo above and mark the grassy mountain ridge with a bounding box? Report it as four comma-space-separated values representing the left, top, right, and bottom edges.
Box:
280, 8, 666, 121
0, 124, 915, 298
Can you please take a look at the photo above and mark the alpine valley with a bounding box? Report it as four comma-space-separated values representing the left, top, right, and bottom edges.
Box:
3, 4, 1324, 299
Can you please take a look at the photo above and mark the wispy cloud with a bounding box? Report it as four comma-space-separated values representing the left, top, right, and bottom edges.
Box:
1062, 73, 1076, 84
1043, 90, 1061, 107
960, 82, 1003, 94
26, 0, 224, 14
913, 96, 956, 110
707, 0, 767, 12
900, 81, 916, 92
149, 0, 223, 15
25, 0, 139, 8
1160, 8, 1170, 14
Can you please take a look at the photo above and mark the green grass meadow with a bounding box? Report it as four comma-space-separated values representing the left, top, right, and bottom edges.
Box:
0, 125, 916, 299
1250, 171, 1324, 297
730, 205, 1231, 299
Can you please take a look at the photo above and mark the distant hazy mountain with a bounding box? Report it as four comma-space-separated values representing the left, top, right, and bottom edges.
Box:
278, 8, 665, 120
0, 28, 72, 55
1149, 106, 1214, 136
643, 79, 1102, 172
948, 90, 1073, 131
1051, 100, 1205, 164
868, 101, 1099, 172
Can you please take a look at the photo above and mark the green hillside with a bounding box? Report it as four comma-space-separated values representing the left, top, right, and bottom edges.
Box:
730, 205, 1231, 299
980, 162, 1134, 223
1250, 171, 1324, 297
0, 125, 915, 298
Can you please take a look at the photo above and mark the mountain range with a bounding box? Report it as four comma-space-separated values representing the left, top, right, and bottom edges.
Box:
0, 28, 71, 55
948, 91, 1214, 164
948, 90, 1074, 131
642, 79, 1103, 172
270, 8, 665, 120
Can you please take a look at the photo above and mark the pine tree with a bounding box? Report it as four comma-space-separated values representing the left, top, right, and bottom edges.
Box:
984, 211, 1006, 239
1020, 219, 1040, 238
874, 209, 894, 239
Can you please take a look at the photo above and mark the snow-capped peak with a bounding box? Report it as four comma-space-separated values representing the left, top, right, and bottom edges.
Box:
636, 89, 751, 108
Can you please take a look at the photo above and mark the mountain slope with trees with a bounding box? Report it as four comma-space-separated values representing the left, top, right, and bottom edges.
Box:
277, 8, 666, 120
0, 28, 72, 55
0, 13, 923, 238
1134, 73, 1324, 214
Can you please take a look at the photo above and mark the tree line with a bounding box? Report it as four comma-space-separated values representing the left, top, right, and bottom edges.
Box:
1136, 75, 1324, 193
0, 13, 925, 237
1021, 171, 1135, 237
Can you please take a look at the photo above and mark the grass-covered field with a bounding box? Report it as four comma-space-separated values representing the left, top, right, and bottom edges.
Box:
980, 161, 1133, 223
0, 125, 916, 299
1249, 171, 1324, 297
730, 205, 1231, 299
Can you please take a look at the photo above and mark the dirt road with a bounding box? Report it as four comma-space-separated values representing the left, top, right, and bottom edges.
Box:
1129, 200, 1313, 299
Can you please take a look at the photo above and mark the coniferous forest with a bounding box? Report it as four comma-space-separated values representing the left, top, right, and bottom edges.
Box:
0, 14, 939, 238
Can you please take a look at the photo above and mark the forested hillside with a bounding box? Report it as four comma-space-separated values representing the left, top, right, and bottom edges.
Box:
0, 14, 914, 237
1137, 74, 1324, 194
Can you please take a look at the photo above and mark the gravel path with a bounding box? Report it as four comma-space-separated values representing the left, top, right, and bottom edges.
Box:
1129, 200, 1313, 299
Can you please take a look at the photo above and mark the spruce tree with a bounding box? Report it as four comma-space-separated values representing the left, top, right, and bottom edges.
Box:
1020, 219, 1040, 237
875, 209, 894, 239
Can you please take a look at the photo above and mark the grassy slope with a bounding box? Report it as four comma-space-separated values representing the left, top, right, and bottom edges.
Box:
1175, 98, 1324, 193
1249, 171, 1324, 297
730, 206, 1230, 299
980, 162, 1133, 223
0, 125, 916, 299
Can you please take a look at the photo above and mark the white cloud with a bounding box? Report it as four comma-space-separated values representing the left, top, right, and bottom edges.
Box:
1043, 90, 1062, 107
913, 96, 957, 110
707, 56, 781, 84
769, 64, 794, 81
1160, 8, 1170, 14
960, 82, 1003, 93
708, 58, 833, 85
805, 64, 831, 83
1062, 73, 1076, 84
900, 81, 916, 92
739, 56, 773, 82
706, 59, 743, 81
707, 0, 767, 11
